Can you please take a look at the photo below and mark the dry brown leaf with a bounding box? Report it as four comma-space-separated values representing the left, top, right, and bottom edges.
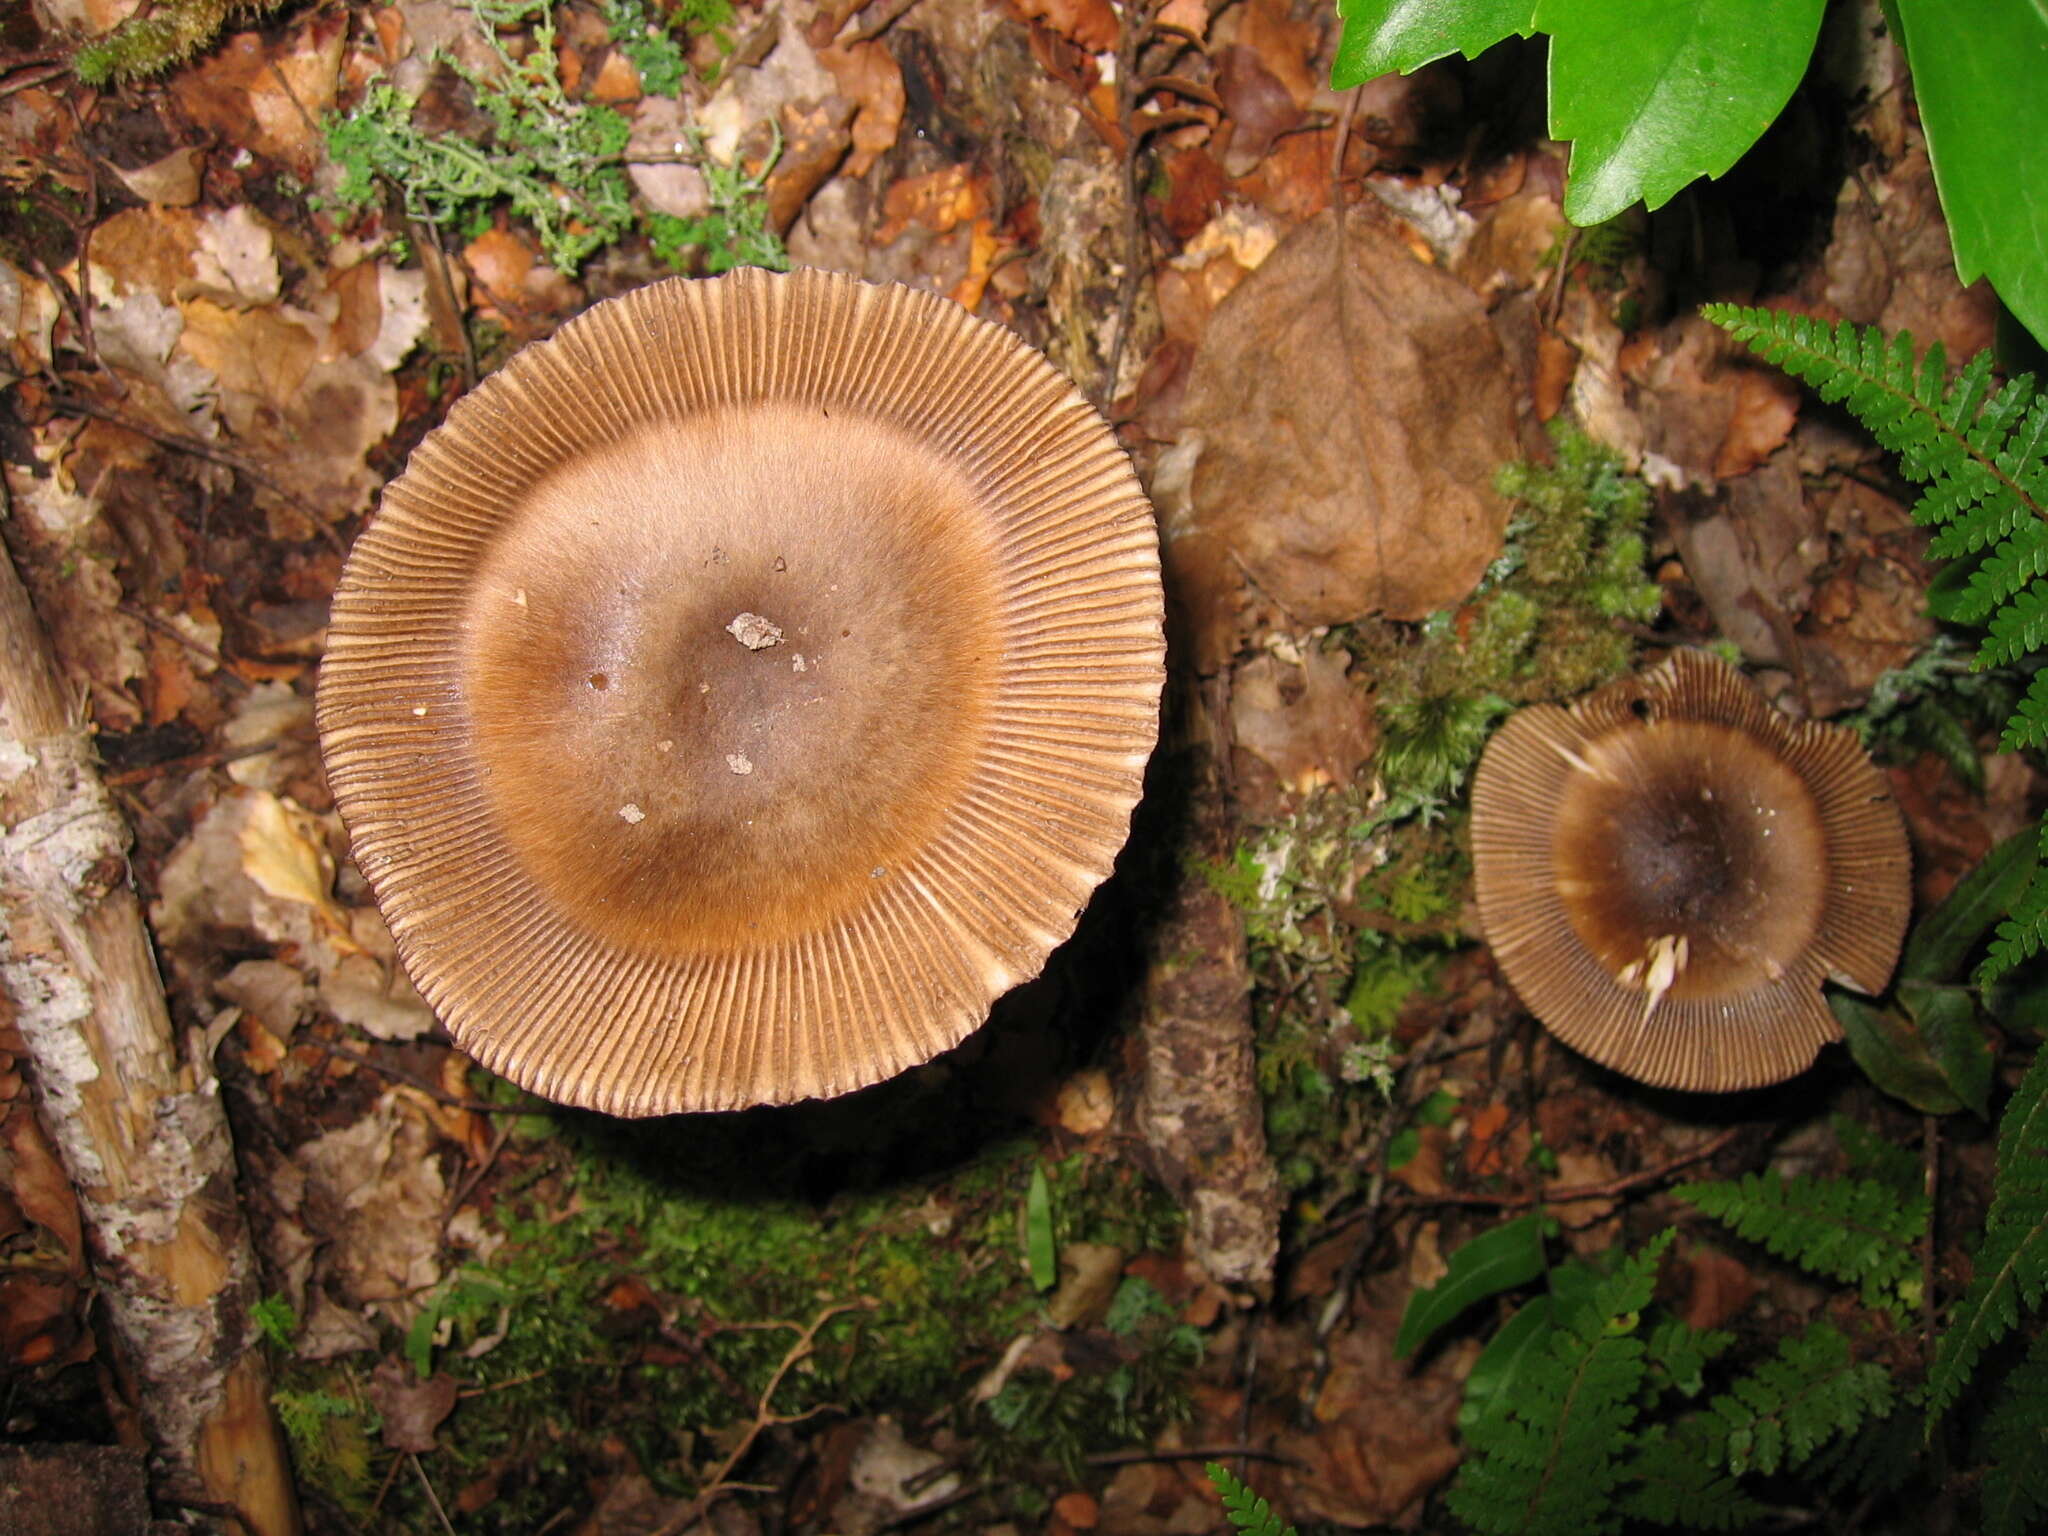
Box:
1713, 366, 1803, 479
1179, 210, 1518, 625
113, 146, 205, 208
1283, 1299, 1465, 1526
168, 13, 347, 178
3, 1107, 83, 1274
1675, 1241, 1756, 1332
820, 39, 905, 180
1215, 45, 1302, 176
1229, 645, 1376, 797
296, 1092, 446, 1321
1010, 0, 1118, 53
875, 164, 986, 242
1230, 0, 1321, 105
1532, 330, 1578, 423
589, 48, 641, 103
460, 226, 580, 331
1046, 1242, 1126, 1329
368, 1360, 459, 1453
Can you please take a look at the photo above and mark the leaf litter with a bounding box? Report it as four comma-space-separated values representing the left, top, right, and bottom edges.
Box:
0, 0, 2026, 1528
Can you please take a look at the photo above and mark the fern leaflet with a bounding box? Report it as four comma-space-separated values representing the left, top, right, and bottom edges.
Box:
1926, 1045, 2048, 1427
1984, 844, 2048, 982
1977, 1328, 2048, 1536
1703, 1323, 1893, 1476
1206, 1463, 1296, 1536
1706, 305, 2048, 987
1448, 1232, 1671, 1536
1677, 1172, 1925, 1312
1619, 1422, 1764, 1531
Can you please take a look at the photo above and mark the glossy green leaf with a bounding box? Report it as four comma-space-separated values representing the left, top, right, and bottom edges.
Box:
1831, 989, 1965, 1116
1457, 1294, 1557, 1435
1538, 0, 1827, 225
1900, 980, 1995, 1120
1903, 829, 2039, 983
1025, 1164, 1056, 1292
1396, 1211, 1547, 1358
1891, 0, 2048, 350
1332, 0, 1536, 88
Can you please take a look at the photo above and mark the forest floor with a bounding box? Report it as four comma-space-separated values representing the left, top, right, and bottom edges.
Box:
1, 0, 2039, 1532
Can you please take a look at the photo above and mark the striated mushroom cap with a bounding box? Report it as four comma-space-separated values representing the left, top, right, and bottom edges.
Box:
316, 269, 1164, 1115
1470, 649, 1910, 1092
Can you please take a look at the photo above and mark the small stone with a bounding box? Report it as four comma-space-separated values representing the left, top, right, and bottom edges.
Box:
726, 753, 754, 775
726, 612, 784, 650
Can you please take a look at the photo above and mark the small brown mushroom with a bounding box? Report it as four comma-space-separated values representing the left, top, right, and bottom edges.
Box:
316, 269, 1164, 1115
1469, 649, 1910, 1092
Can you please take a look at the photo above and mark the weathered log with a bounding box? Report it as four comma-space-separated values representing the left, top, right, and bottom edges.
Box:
1132, 699, 1280, 1291
0, 529, 300, 1535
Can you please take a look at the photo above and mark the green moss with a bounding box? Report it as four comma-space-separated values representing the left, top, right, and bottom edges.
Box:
72, 0, 291, 87
1361, 419, 1658, 824
276, 1103, 1193, 1531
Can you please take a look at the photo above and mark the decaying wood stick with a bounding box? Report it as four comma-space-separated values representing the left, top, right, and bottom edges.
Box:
0, 527, 301, 1535
1132, 696, 1280, 1291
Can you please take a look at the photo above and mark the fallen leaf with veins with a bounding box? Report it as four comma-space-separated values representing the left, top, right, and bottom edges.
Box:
1179, 209, 1518, 625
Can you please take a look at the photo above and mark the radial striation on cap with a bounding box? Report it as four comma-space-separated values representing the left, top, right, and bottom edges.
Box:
316, 268, 1165, 1115
1470, 649, 1911, 1092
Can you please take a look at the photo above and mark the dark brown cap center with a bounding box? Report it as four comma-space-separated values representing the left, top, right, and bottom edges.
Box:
1552, 719, 1828, 998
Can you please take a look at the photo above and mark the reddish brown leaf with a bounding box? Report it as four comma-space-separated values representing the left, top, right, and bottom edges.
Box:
1010, 0, 1118, 53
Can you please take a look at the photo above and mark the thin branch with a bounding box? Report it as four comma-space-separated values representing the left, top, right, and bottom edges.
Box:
45, 390, 343, 548
1381, 1124, 1748, 1215
649, 1300, 879, 1536
315, 1039, 542, 1116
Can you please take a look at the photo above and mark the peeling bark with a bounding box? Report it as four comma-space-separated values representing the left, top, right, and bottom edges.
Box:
0, 531, 300, 1536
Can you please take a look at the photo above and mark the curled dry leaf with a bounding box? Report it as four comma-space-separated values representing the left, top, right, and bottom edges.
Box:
1178, 210, 1519, 626
167, 12, 347, 178
368, 1359, 459, 1453
820, 38, 905, 180
1229, 644, 1377, 800
1010, 0, 1118, 53
294, 1092, 446, 1322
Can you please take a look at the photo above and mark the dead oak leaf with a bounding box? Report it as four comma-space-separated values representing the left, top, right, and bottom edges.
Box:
1179, 209, 1518, 625
168, 13, 347, 178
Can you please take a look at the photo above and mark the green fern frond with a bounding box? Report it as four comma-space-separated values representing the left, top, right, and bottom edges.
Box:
1619, 1422, 1765, 1531
1706, 305, 2048, 989
1927, 1046, 2048, 1428
1677, 1172, 1926, 1312
1449, 1232, 1672, 1536
2001, 669, 2048, 752
1704, 1323, 1893, 1476
1977, 1328, 2048, 1536
1206, 1463, 1297, 1536
1984, 869, 2048, 981
1807, 1406, 1922, 1501
1980, 584, 2048, 668
1831, 1114, 1923, 1197
1703, 307, 2045, 567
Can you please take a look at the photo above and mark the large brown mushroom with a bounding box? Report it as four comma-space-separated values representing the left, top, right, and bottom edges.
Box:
316, 269, 1164, 1115
1469, 649, 1910, 1092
